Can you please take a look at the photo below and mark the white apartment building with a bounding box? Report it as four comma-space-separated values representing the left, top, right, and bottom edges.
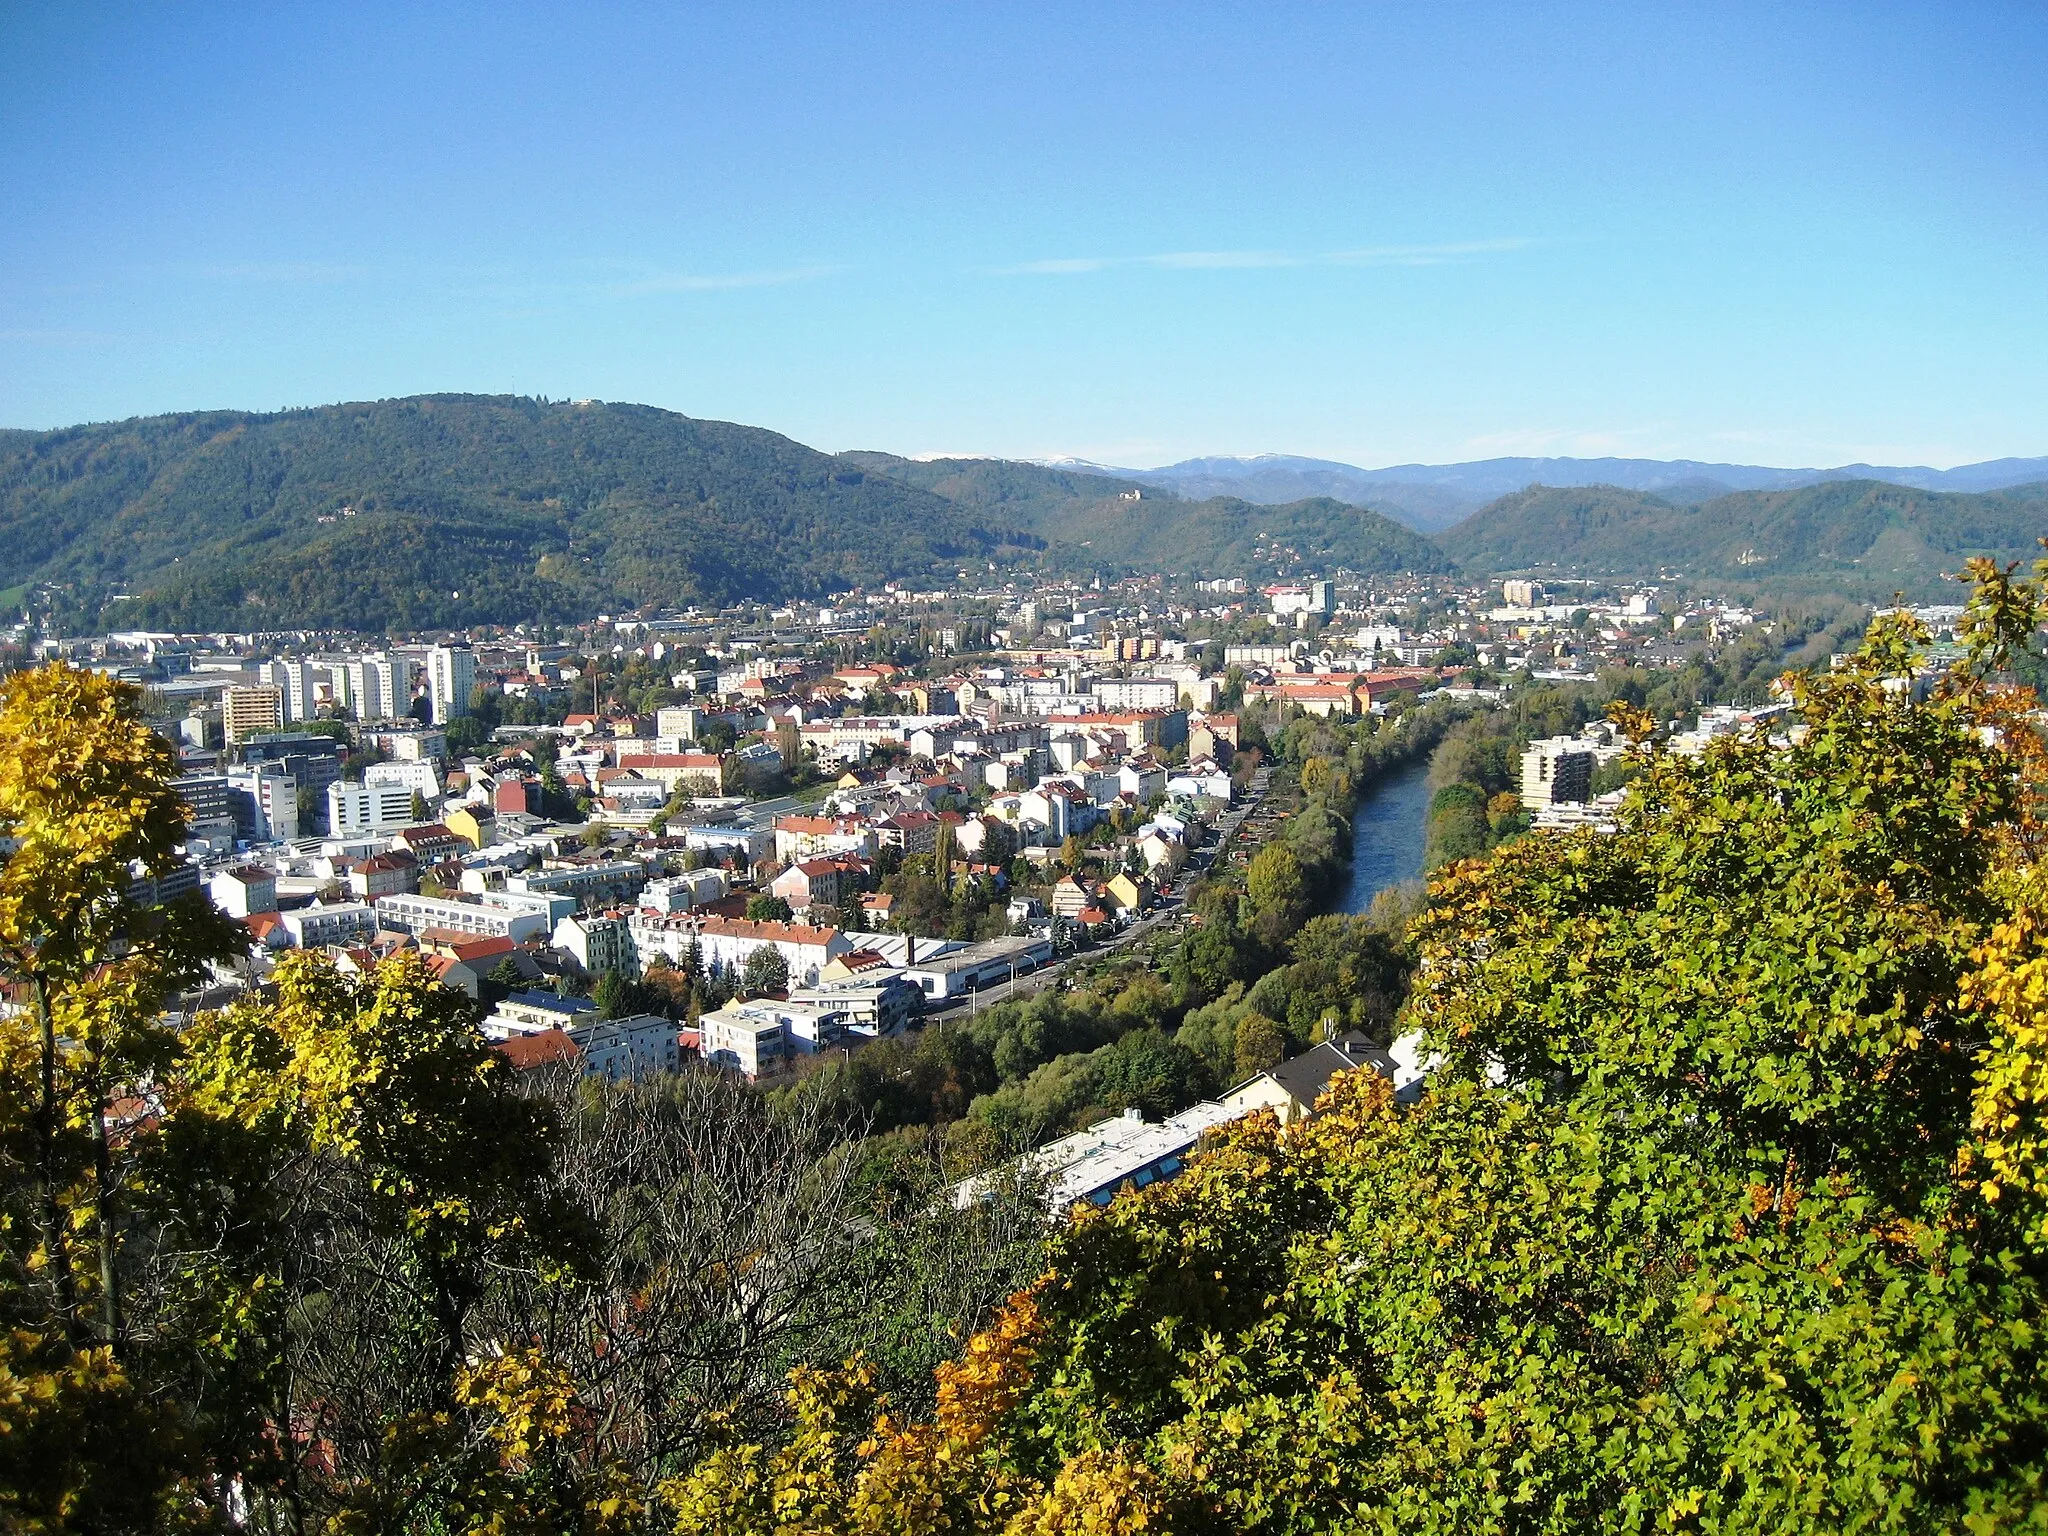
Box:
1519, 738, 1596, 811
280, 903, 380, 948
573, 1014, 681, 1082
374, 889, 573, 943
627, 912, 851, 988
655, 705, 703, 741
227, 764, 298, 841
505, 859, 650, 907
261, 659, 320, 722
427, 645, 476, 724
552, 913, 637, 975
365, 758, 442, 798
1092, 677, 1182, 711
328, 780, 418, 837
340, 654, 417, 723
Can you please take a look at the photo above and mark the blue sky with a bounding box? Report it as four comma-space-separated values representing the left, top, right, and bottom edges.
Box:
3, 3, 2044, 468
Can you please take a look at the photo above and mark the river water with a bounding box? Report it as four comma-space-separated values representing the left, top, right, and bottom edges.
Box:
1339, 759, 1433, 915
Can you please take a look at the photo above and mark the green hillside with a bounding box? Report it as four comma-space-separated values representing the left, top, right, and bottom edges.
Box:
1048, 492, 1453, 578
1437, 478, 2048, 596
0, 396, 1022, 631
846, 452, 1451, 580
835, 451, 1151, 527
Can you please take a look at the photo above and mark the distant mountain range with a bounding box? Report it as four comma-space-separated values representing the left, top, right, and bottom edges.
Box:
838, 452, 1447, 585
1, 395, 2040, 629
0, 397, 1442, 632
1436, 480, 2048, 598
1046, 451, 2048, 533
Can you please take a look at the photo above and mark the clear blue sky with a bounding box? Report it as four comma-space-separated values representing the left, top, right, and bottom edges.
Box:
3, 3, 2044, 468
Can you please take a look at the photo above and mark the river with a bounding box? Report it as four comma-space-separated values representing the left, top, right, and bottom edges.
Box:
1339, 758, 1433, 915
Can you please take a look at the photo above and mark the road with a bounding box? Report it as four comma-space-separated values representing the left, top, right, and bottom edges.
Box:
922, 762, 1277, 1021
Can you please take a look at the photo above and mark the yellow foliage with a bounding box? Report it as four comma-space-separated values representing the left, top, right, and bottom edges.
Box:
1965, 864, 2048, 1234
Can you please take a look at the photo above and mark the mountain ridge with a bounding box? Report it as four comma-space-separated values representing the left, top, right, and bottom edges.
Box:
1041, 450, 2048, 532
1435, 478, 2048, 598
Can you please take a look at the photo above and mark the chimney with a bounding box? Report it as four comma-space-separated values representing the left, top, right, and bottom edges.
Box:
904, 934, 915, 966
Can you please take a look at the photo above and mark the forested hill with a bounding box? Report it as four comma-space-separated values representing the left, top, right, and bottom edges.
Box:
0, 400, 1456, 631
1435, 477, 2048, 596
845, 452, 1453, 581
0, 396, 1024, 631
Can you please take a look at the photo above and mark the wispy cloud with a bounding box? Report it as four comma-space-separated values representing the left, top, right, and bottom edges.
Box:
991, 239, 1533, 277
611, 264, 843, 297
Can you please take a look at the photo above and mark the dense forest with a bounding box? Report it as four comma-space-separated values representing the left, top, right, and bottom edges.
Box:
0, 396, 1026, 631
1437, 476, 2048, 596
846, 451, 1453, 581
7, 396, 2038, 630
0, 400, 1449, 632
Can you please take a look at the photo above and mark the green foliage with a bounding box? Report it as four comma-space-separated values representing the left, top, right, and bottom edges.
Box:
0, 396, 1012, 630
744, 893, 794, 923
1438, 477, 2048, 598
741, 946, 791, 996
850, 453, 1453, 583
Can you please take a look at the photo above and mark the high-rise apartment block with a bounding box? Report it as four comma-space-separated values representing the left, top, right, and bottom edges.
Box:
427, 645, 475, 724
223, 685, 283, 745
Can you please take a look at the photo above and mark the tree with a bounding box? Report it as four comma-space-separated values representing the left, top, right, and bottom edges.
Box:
658, 594, 2048, 1532
592, 968, 641, 1019
410, 787, 431, 822
932, 818, 957, 894
746, 893, 794, 923
1244, 842, 1307, 934
742, 946, 790, 996
0, 664, 247, 1518
1229, 1011, 1286, 1082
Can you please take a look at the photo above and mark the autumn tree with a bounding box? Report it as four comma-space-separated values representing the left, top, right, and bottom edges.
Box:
658, 581, 2048, 1533
0, 665, 247, 1523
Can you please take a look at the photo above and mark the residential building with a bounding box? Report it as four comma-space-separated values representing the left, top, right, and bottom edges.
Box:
329, 780, 417, 837
655, 705, 703, 741
484, 990, 599, 1041
445, 806, 496, 849
571, 1013, 681, 1082
770, 857, 857, 914
552, 913, 637, 975
208, 865, 278, 919
612, 751, 726, 795
365, 758, 442, 799
1092, 677, 1182, 711
1104, 872, 1155, 914
695, 1000, 794, 1079
787, 974, 921, 1037
1519, 738, 1596, 810
427, 644, 476, 724
279, 902, 380, 949
374, 889, 573, 944
1220, 1035, 1401, 1127
347, 852, 417, 900
507, 859, 648, 908
223, 685, 283, 745
342, 654, 416, 722
627, 912, 851, 988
